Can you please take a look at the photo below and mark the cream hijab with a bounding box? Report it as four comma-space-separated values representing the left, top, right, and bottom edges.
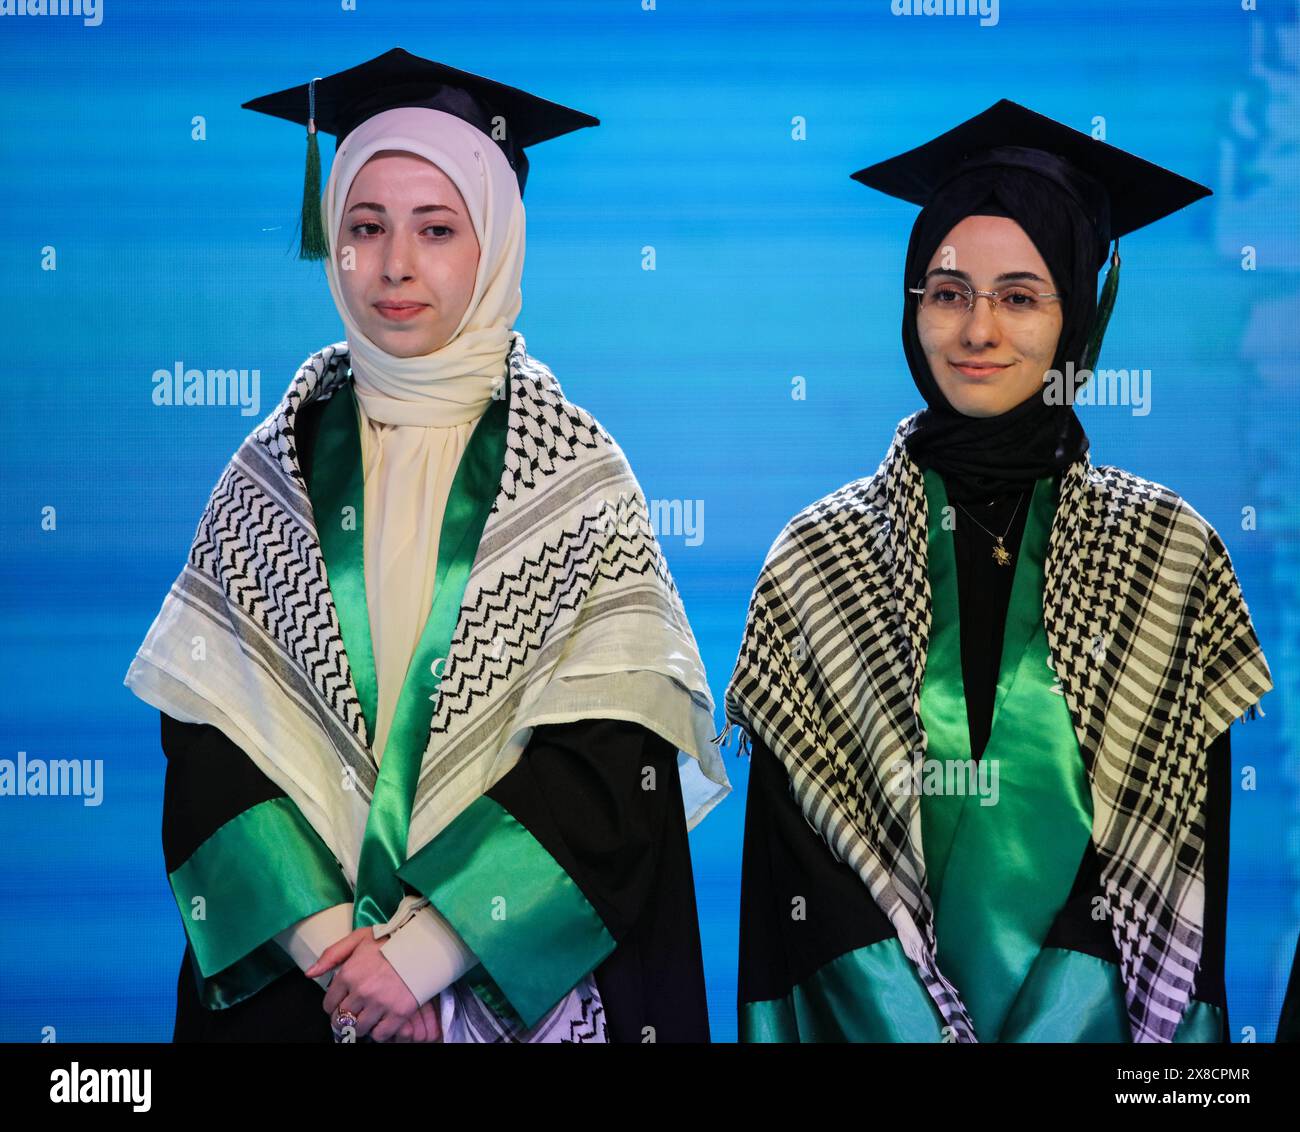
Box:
320, 107, 527, 763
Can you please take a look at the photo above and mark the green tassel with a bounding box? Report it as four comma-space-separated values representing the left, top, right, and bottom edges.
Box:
297, 78, 327, 261
299, 123, 327, 260
1080, 239, 1121, 373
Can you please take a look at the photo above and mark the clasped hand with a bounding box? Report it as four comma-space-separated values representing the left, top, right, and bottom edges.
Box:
308, 928, 442, 1043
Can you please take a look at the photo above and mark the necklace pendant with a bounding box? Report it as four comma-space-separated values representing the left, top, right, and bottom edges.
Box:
992, 539, 1013, 567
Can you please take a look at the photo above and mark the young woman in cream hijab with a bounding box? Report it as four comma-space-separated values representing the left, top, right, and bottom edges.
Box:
128, 50, 729, 1044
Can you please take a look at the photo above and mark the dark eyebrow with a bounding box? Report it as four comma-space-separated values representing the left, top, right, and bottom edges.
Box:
345, 202, 460, 216
922, 268, 1051, 285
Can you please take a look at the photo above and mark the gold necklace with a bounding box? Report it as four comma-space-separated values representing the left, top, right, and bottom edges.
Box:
954, 492, 1026, 567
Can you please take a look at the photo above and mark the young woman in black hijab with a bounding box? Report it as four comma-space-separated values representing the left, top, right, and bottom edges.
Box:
725, 102, 1273, 1043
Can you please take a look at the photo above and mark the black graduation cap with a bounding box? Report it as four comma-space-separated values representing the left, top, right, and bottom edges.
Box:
850, 99, 1213, 370
850, 98, 1211, 240
242, 47, 599, 259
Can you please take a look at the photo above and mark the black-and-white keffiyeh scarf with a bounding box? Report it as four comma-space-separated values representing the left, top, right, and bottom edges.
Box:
723, 411, 1272, 1044
437, 967, 607, 1043
126, 332, 730, 1041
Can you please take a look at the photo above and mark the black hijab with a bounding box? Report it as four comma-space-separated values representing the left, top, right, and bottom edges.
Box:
901, 147, 1106, 501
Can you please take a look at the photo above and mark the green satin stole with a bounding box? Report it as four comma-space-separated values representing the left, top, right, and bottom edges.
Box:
311, 375, 620, 1028
918, 468, 1086, 1041
308, 373, 509, 930
918, 468, 1223, 1043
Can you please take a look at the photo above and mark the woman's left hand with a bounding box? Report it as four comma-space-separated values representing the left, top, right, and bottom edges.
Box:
311, 927, 420, 1041
389, 999, 443, 1043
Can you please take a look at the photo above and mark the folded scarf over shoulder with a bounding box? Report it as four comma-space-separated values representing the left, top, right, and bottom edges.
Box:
126, 333, 731, 1027
722, 413, 1272, 1043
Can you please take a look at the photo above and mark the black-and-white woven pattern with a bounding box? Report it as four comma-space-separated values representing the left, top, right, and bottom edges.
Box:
189, 344, 377, 791
419, 340, 687, 755
724, 412, 1272, 1043
438, 972, 608, 1043
399, 336, 721, 839
127, 333, 728, 1042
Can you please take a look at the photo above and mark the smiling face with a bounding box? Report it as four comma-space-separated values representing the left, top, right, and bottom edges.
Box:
915, 214, 1064, 418
335, 151, 481, 357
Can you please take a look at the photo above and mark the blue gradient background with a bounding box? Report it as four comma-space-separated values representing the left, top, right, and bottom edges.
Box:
1, 0, 1296, 1043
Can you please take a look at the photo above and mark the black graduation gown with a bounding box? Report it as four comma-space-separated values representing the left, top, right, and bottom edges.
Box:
737, 476, 1231, 1040
1277, 933, 1300, 1042
165, 713, 711, 1043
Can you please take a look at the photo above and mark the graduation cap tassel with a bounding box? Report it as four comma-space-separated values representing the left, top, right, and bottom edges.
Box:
1080, 239, 1121, 374
299, 77, 328, 261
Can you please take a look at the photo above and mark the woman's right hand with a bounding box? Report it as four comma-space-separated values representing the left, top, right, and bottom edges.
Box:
389, 999, 442, 1043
